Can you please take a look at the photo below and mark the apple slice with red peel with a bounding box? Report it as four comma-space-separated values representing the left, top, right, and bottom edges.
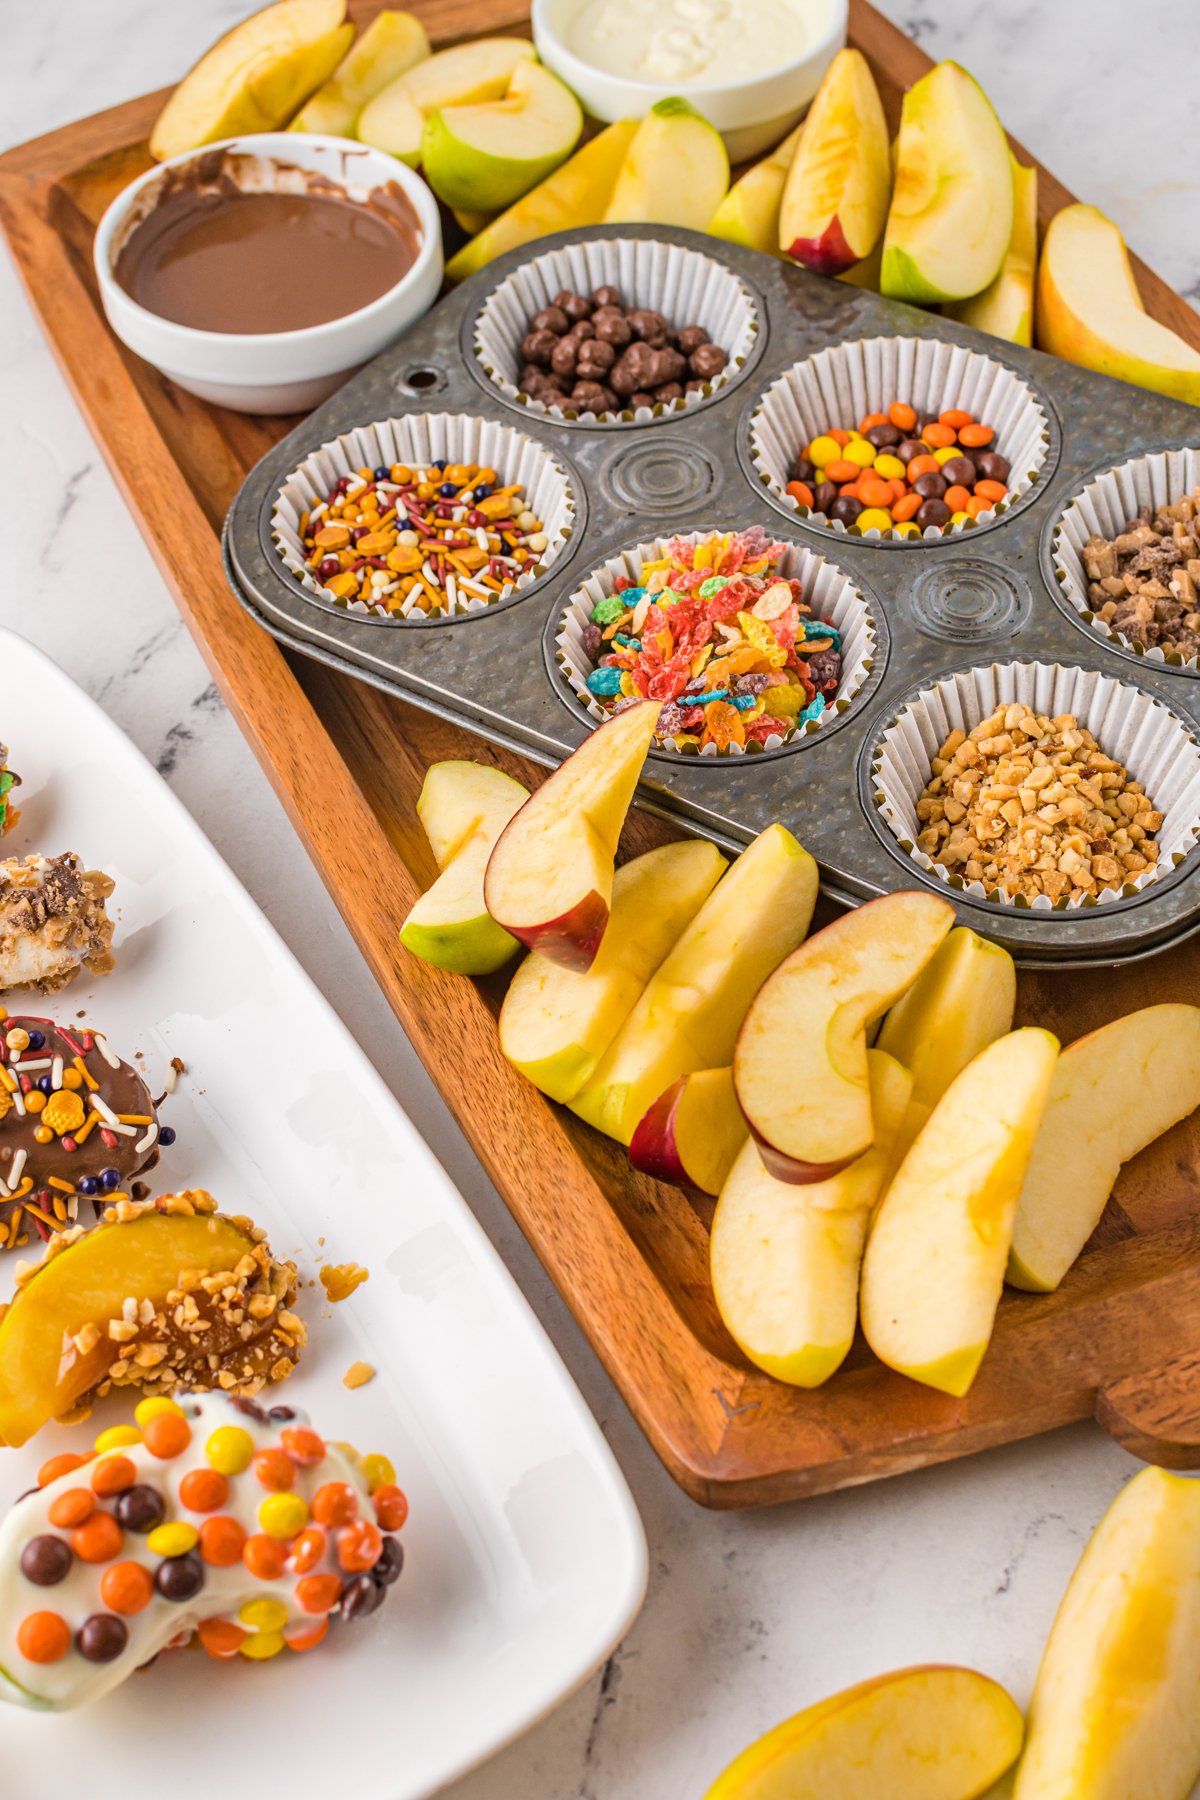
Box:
734, 892, 954, 1185
629, 1067, 747, 1196
499, 838, 726, 1104
778, 47, 891, 276
484, 701, 661, 972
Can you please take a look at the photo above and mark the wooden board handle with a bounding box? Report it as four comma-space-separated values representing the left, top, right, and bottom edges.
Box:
1096, 1352, 1200, 1467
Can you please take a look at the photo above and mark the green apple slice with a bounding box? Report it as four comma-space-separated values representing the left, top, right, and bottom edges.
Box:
604, 97, 730, 230
400, 760, 528, 976
422, 59, 582, 214
290, 8, 430, 136
357, 36, 536, 166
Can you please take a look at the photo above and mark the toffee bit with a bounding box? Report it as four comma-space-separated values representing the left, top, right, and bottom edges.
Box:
343, 1361, 375, 1390
320, 1261, 369, 1303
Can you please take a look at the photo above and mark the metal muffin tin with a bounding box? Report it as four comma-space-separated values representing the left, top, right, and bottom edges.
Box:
224, 224, 1200, 967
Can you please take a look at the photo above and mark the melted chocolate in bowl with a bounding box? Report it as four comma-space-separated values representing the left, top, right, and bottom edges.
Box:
113, 152, 422, 335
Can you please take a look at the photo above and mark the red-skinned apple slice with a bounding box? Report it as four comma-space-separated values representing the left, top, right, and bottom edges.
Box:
483, 701, 661, 972
628, 1067, 747, 1196
733, 891, 954, 1184
778, 47, 891, 276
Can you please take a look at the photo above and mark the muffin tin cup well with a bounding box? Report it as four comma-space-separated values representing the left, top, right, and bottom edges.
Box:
1048, 444, 1200, 674
471, 236, 760, 427
869, 660, 1200, 910
270, 411, 578, 624
553, 529, 878, 759
749, 335, 1053, 545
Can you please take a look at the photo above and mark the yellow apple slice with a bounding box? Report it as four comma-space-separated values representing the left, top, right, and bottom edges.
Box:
572, 825, 818, 1146
604, 98, 730, 230
150, 0, 354, 161
711, 1050, 912, 1387
705, 1664, 1023, 1800
1037, 203, 1200, 404
876, 926, 1016, 1111
945, 157, 1038, 346
357, 37, 536, 167
421, 60, 582, 214
290, 8, 430, 136
500, 838, 726, 1104
881, 60, 1013, 304
628, 1067, 747, 1197
446, 119, 638, 283
1008, 1003, 1200, 1292
483, 702, 661, 973
733, 892, 954, 1186
708, 122, 805, 256
778, 47, 891, 276
1015, 1465, 1200, 1799
400, 761, 530, 976
861, 1027, 1059, 1397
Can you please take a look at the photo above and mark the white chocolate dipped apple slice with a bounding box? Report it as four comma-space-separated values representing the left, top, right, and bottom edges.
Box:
733, 891, 954, 1185
484, 700, 661, 973
861, 1026, 1059, 1397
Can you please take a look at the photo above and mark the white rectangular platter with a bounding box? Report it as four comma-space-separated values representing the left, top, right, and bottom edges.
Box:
0, 627, 646, 1800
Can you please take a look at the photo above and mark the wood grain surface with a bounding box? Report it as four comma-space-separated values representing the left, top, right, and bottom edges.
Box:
2, 0, 1199, 1506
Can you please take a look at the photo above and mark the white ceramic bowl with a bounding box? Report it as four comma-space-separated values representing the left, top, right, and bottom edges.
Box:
93, 134, 443, 415
532, 0, 848, 162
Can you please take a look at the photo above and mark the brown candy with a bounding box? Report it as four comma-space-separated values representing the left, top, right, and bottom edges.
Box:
654, 382, 684, 404
514, 289, 729, 414
520, 329, 556, 367
531, 304, 569, 334
627, 308, 667, 344
553, 289, 593, 322
677, 324, 709, 355
689, 342, 727, 380
592, 284, 621, 308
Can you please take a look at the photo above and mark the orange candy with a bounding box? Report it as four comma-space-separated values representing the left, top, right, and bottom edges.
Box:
906, 454, 940, 479
828, 428, 852, 446
943, 485, 972, 513
17, 1611, 71, 1664
243, 1533, 289, 1581
888, 401, 917, 431
281, 1427, 326, 1468
974, 479, 1008, 504
958, 422, 994, 447
179, 1467, 229, 1513
939, 408, 974, 430
290, 1527, 327, 1574
337, 1519, 383, 1573
859, 411, 890, 431
858, 479, 893, 510
100, 1560, 154, 1615
372, 1485, 409, 1532
200, 1515, 248, 1568
253, 1449, 296, 1492
286, 1617, 330, 1653
890, 493, 923, 524
966, 494, 991, 517
142, 1411, 191, 1460
888, 478, 908, 503
296, 1573, 343, 1615
72, 1510, 124, 1564
923, 421, 957, 448
824, 459, 859, 484
785, 479, 813, 508
198, 1618, 248, 1660
48, 1487, 94, 1529
91, 1455, 137, 1498
312, 1482, 358, 1528
38, 1452, 88, 1488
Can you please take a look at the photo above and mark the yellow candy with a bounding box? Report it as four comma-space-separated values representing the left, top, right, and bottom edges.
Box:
0, 1091, 9, 1122
934, 445, 959, 466
62, 1068, 83, 1090
94, 1425, 142, 1453
806, 435, 840, 468
362, 1453, 395, 1495
239, 1597, 289, 1633
206, 1425, 254, 1476
42, 1090, 85, 1135
874, 454, 906, 481
843, 438, 876, 469
259, 1492, 309, 1540
855, 508, 894, 534
893, 520, 923, 539
240, 1631, 286, 1660
23, 1091, 45, 1114
135, 1396, 184, 1428
147, 1522, 199, 1558
33, 1126, 53, 1145
951, 510, 972, 527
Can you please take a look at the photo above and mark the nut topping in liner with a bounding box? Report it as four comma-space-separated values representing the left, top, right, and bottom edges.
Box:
1081, 486, 1200, 661
0, 854, 115, 994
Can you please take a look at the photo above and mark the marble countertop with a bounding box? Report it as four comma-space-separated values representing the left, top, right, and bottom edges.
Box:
3, 5, 1198, 1794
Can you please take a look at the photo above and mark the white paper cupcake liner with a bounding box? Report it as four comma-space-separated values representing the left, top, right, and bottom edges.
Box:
750, 336, 1050, 543
271, 412, 576, 620
1051, 446, 1200, 671
871, 661, 1200, 910
555, 530, 876, 757
473, 238, 759, 426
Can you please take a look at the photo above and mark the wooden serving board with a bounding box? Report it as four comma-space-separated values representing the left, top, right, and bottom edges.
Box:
4, 0, 1200, 1507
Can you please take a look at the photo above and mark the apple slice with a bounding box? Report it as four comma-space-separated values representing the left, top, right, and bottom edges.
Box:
1037, 203, 1200, 405
876, 926, 1016, 1111
290, 8, 430, 136
705, 1664, 1023, 1800
711, 1050, 912, 1387
778, 47, 891, 277
861, 1027, 1059, 1397
945, 157, 1037, 346
881, 60, 1013, 304
446, 119, 638, 283
571, 826, 818, 1145
734, 892, 954, 1185
604, 98, 730, 230
708, 122, 805, 255
150, 0, 354, 160
400, 761, 530, 976
1014, 1465, 1200, 1799
500, 838, 726, 1103
629, 1067, 747, 1197
484, 702, 661, 973
357, 37, 536, 166
421, 59, 582, 214
1008, 1003, 1200, 1292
